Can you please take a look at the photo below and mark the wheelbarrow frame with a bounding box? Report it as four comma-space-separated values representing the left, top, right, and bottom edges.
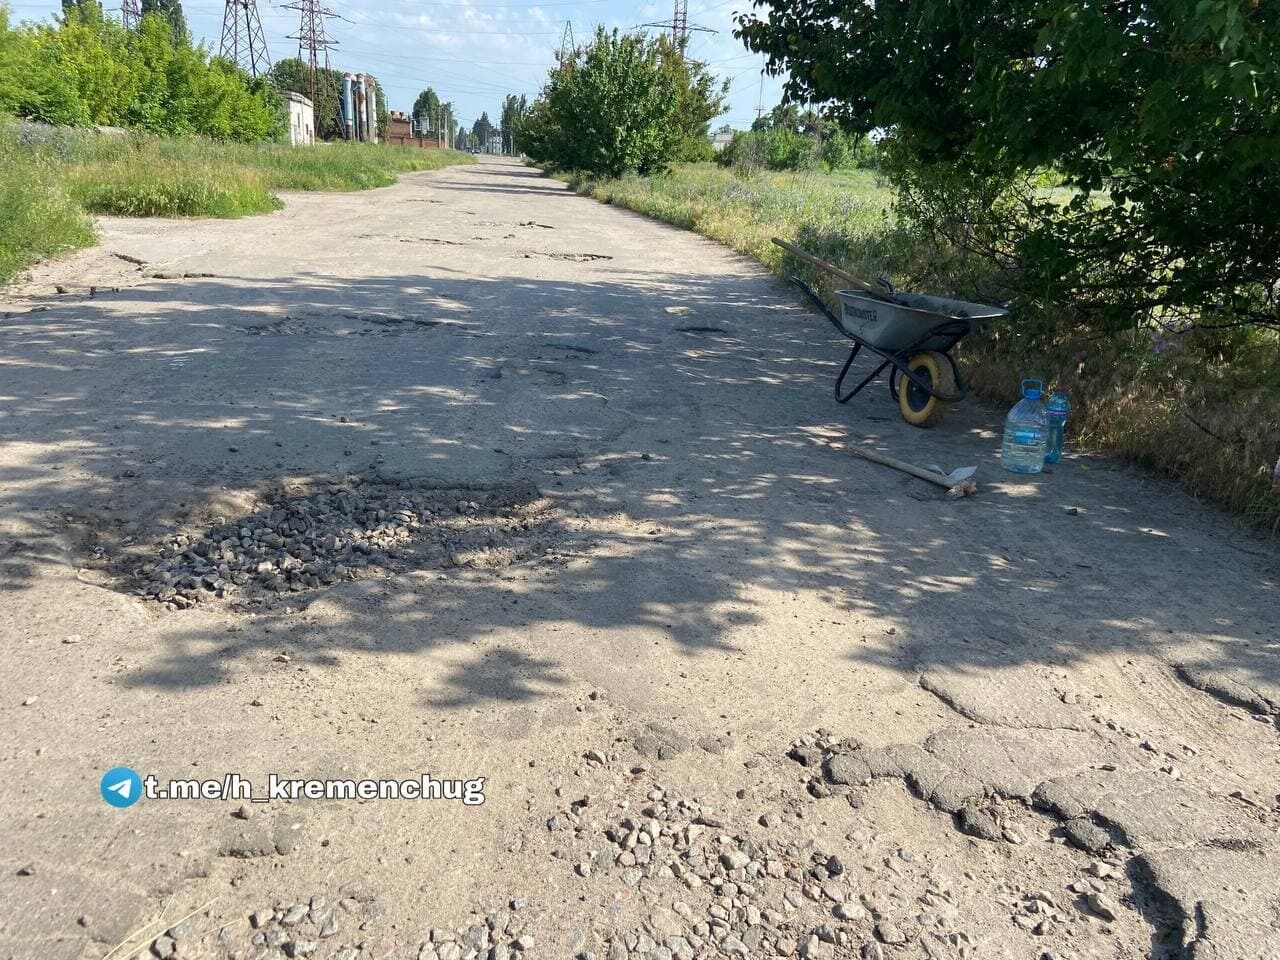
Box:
789, 276, 971, 407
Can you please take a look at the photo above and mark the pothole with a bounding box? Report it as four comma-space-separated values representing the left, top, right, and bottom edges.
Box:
520, 251, 612, 262
677, 326, 730, 335
93, 477, 573, 610
244, 312, 454, 337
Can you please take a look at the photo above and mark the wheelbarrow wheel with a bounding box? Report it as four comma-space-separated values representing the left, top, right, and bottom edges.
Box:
898, 350, 956, 428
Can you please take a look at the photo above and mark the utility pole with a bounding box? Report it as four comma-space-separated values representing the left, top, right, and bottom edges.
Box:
121, 0, 140, 30
218, 0, 271, 77
755, 71, 765, 123
283, 0, 339, 109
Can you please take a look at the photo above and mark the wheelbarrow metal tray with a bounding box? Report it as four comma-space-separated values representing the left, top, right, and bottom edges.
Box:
837, 290, 1007, 353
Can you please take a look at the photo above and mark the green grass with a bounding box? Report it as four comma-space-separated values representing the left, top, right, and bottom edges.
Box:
563, 161, 1280, 532
0, 137, 96, 281
0, 122, 475, 282
151, 138, 475, 192
67, 161, 283, 217
568, 164, 893, 273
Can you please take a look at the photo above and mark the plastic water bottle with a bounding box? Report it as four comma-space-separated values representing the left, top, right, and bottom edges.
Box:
1045, 391, 1069, 463
1000, 378, 1048, 473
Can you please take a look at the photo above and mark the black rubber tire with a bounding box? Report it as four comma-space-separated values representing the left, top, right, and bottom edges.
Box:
898, 351, 957, 428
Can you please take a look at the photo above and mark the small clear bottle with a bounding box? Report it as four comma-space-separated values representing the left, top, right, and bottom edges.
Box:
1045, 391, 1070, 464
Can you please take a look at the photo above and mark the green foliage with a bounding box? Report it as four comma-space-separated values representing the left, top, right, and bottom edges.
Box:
413, 87, 440, 123
677, 132, 714, 163
715, 114, 876, 174
517, 27, 726, 176
735, 0, 1280, 332
716, 127, 814, 172
68, 159, 279, 216
499, 93, 527, 148
0, 6, 281, 139
139, 0, 185, 40
472, 111, 494, 148
411, 87, 454, 142
0, 126, 96, 281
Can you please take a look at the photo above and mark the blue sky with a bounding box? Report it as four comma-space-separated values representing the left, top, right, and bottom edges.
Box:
9, 0, 787, 134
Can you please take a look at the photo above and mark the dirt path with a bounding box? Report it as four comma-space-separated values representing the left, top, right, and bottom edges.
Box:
1, 157, 1277, 960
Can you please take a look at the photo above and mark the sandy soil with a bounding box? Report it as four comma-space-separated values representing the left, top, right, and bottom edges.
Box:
0, 157, 1277, 960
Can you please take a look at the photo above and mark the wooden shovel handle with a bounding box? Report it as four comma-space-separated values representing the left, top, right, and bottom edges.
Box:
847, 445, 954, 488
772, 237, 880, 294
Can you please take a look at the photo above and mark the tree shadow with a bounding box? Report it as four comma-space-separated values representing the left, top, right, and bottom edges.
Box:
1, 228, 1276, 714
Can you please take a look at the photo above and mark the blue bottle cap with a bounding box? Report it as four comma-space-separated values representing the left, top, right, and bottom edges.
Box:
1021, 378, 1043, 400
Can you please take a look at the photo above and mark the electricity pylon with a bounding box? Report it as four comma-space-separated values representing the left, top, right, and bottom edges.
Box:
218, 0, 272, 77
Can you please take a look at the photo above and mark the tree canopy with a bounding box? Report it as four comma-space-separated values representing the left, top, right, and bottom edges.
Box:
499, 93, 527, 150
0, 3, 278, 139
517, 27, 725, 176
139, 0, 186, 40
471, 111, 493, 147
736, 0, 1280, 330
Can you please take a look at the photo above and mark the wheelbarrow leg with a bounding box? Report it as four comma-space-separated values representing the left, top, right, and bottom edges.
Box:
835, 346, 891, 404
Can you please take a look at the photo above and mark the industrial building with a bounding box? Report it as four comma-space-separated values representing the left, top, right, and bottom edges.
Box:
283, 91, 314, 146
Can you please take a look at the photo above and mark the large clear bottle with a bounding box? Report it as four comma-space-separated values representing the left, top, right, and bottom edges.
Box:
1000, 378, 1048, 473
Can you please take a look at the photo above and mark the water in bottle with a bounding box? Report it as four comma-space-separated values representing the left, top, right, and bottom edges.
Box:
1000, 378, 1048, 473
1045, 390, 1069, 463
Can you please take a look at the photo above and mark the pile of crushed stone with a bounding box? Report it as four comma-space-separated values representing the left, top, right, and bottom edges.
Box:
128, 478, 560, 609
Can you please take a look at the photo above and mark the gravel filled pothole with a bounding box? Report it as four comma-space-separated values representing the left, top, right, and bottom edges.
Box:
116, 477, 567, 610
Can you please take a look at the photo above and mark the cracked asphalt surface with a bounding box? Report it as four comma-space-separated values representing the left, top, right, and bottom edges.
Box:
1, 157, 1277, 960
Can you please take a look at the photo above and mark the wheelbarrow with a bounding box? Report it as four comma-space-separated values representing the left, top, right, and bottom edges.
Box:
774, 238, 1008, 427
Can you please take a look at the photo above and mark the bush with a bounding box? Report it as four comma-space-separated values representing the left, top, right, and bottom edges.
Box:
716, 128, 818, 173
517, 27, 726, 176
736, 0, 1280, 334
764, 127, 815, 171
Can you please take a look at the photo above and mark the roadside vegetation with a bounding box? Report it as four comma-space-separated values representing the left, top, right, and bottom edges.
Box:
572, 159, 1280, 531
0, 3, 472, 281
517, 27, 724, 176
0, 123, 474, 280
528, 4, 1280, 531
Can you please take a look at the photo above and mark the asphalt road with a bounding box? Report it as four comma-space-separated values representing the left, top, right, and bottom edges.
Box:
0, 156, 1276, 960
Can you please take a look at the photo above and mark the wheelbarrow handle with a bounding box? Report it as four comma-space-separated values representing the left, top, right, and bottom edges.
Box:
773, 238, 883, 295
788, 276, 849, 339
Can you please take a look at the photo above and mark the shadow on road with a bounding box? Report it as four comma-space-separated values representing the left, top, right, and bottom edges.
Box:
1, 257, 1275, 712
